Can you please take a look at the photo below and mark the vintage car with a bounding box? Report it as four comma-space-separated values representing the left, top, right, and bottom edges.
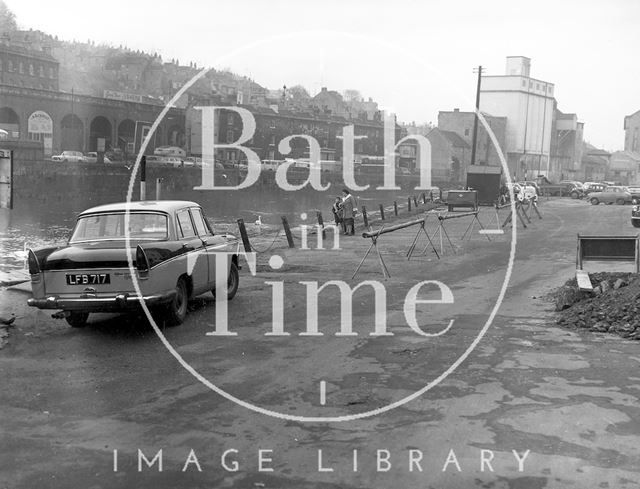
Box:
633, 199, 640, 228
627, 185, 640, 200
51, 150, 85, 163
588, 186, 633, 205
27, 201, 240, 327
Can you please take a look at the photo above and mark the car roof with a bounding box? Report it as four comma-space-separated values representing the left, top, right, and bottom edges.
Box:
78, 200, 200, 216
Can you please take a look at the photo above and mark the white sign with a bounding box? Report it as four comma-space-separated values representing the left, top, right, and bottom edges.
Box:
103, 90, 144, 104
28, 111, 53, 134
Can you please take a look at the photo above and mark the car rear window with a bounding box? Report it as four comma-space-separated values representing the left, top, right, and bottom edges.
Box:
70, 212, 168, 242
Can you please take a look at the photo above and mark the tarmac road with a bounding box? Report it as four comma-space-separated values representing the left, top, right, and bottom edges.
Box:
2, 197, 640, 489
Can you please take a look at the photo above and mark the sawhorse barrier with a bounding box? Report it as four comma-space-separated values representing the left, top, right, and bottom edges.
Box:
352, 216, 440, 279
427, 210, 491, 256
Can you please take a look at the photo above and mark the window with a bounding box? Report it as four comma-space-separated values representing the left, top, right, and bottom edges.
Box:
176, 210, 196, 238
19, 61, 24, 73
29, 64, 34, 76
8, 60, 13, 71
70, 213, 168, 242
190, 208, 212, 236
39, 65, 44, 77
227, 113, 234, 125
464, 128, 470, 136
48, 67, 54, 78
270, 135, 276, 145
226, 130, 234, 143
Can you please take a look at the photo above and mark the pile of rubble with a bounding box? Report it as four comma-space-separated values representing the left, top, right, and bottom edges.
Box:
554, 272, 640, 339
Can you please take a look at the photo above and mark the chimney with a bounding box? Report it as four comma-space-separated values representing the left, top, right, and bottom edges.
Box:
453, 108, 459, 112
321, 87, 327, 92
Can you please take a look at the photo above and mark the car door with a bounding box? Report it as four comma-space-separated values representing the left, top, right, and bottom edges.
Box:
175, 208, 209, 295
190, 207, 230, 289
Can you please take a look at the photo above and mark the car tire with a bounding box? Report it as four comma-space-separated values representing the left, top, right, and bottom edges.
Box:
570, 191, 579, 199
212, 261, 239, 300
633, 220, 640, 228
590, 198, 599, 205
164, 277, 188, 326
616, 199, 625, 205
66, 312, 89, 328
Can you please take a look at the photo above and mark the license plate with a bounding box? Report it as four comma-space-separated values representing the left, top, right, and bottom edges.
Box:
66, 273, 111, 285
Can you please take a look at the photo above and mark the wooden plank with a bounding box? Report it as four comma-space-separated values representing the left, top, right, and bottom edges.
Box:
576, 269, 593, 291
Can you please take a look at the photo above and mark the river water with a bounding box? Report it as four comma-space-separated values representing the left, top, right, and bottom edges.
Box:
0, 183, 423, 273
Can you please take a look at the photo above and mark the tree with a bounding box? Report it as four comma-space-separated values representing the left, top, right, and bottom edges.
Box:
0, 0, 18, 32
288, 84, 311, 100
343, 89, 362, 102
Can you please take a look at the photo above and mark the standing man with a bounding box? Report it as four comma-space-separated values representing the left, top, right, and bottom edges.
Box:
341, 189, 358, 236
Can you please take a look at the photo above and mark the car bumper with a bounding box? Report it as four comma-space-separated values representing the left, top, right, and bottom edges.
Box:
27, 290, 176, 312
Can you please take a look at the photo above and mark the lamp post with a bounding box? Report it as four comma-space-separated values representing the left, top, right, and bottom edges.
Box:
470, 65, 484, 166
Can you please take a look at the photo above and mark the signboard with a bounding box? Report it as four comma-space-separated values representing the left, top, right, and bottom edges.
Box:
28, 111, 53, 134
134, 121, 156, 155
103, 90, 144, 104
0, 149, 13, 209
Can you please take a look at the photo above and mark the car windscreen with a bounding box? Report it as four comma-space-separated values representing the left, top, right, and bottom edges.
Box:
70, 212, 169, 242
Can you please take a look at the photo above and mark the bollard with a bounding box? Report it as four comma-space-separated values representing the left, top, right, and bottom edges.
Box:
407, 197, 412, 212
362, 206, 369, 228
422, 192, 427, 204
236, 219, 252, 252
155, 178, 163, 200
379, 204, 385, 220
281, 216, 295, 248
140, 155, 146, 201
316, 211, 325, 238
413, 196, 418, 208
394, 201, 398, 216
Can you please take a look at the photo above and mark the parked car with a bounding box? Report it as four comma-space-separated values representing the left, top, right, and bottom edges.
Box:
83, 152, 112, 164
154, 145, 187, 158
517, 181, 541, 195
507, 182, 537, 201
626, 185, 640, 200
27, 201, 240, 328
583, 182, 606, 194
632, 199, 640, 228
588, 186, 633, 205
51, 150, 84, 163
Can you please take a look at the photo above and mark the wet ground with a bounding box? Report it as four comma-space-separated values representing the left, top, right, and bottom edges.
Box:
2, 197, 640, 488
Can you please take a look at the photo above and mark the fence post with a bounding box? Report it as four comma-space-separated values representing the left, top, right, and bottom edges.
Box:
362, 206, 369, 228
281, 216, 295, 248
407, 197, 412, 212
379, 204, 385, 220
236, 219, 252, 252
394, 201, 398, 216
413, 195, 418, 208
422, 192, 427, 204
316, 211, 325, 238
155, 178, 163, 200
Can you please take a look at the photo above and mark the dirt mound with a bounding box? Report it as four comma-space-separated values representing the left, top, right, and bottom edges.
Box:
554, 272, 640, 339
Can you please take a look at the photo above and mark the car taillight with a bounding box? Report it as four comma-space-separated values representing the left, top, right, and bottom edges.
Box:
136, 245, 150, 272
27, 249, 40, 275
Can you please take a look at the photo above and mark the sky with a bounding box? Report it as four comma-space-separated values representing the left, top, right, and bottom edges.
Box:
7, 0, 640, 151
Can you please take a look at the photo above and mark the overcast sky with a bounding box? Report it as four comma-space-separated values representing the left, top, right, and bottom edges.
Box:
8, 0, 639, 151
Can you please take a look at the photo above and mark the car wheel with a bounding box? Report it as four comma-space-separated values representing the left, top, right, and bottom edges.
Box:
590, 197, 599, 205
66, 312, 89, 328
616, 199, 625, 205
570, 191, 579, 199
633, 220, 640, 228
165, 277, 188, 326
212, 261, 239, 300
